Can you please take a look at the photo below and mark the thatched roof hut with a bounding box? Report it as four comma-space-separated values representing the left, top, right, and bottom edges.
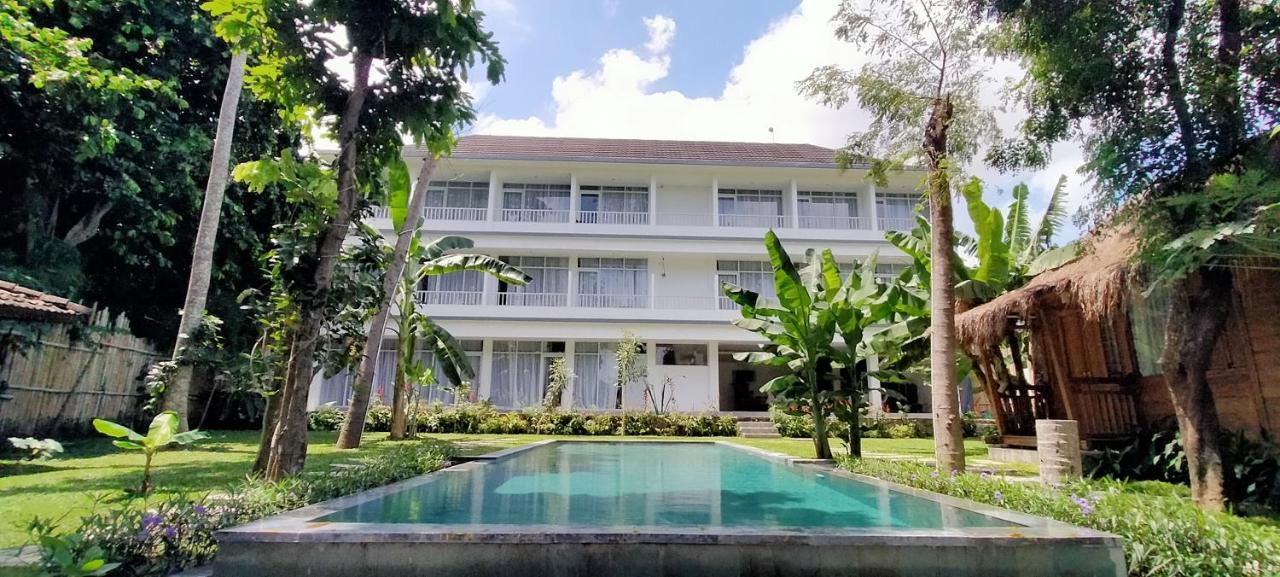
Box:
958, 230, 1280, 448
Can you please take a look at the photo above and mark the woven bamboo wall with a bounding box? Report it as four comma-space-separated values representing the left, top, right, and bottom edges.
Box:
0, 311, 160, 438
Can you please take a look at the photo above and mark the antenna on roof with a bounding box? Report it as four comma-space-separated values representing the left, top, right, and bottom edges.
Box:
768, 127, 775, 143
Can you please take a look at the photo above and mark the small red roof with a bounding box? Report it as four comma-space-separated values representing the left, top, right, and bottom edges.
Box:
0, 281, 91, 323
435, 135, 853, 169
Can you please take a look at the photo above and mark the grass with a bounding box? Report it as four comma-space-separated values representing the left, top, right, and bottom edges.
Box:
0, 431, 992, 550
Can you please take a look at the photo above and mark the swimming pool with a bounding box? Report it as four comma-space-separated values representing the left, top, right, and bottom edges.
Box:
214, 440, 1125, 577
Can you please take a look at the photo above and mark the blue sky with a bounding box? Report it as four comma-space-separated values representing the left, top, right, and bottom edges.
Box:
470, 0, 1089, 240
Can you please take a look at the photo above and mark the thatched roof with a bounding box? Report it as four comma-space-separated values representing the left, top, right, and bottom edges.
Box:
955, 229, 1138, 351
0, 281, 91, 323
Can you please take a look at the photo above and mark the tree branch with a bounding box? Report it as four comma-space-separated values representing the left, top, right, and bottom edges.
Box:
1161, 0, 1201, 178
62, 201, 113, 247
858, 17, 943, 74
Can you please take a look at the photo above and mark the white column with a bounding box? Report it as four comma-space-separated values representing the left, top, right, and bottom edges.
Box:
707, 341, 720, 411
867, 181, 879, 231
649, 271, 656, 309
648, 175, 658, 226
787, 179, 799, 229
569, 173, 579, 224
711, 177, 720, 227
568, 255, 579, 308
562, 341, 576, 410
867, 353, 883, 417
478, 339, 494, 403
482, 272, 498, 306
487, 171, 501, 222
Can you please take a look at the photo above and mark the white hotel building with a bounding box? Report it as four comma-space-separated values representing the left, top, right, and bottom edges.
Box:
311, 135, 932, 415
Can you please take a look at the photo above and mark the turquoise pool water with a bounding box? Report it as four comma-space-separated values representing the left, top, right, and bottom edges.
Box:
320, 442, 1014, 529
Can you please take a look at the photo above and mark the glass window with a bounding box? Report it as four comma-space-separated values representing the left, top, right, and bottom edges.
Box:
414, 340, 482, 404
877, 193, 924, 230
574, 341, 618, 409
426, 181, 488, 209
578, 185, 648, 224
577, 258, 648, 308
657, 343, 707, 366
501, 183, 571, 222
798, 190, 861, 229
718, 188, 783, 226
497, 256, 569, 306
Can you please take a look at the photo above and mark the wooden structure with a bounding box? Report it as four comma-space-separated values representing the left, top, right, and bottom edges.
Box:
0, 283, 159, 437
955, 231, 1280, 448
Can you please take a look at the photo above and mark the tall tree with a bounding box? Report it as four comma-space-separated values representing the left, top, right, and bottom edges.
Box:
217, 0, 504, 479
972, 0, 1279, 511
163, 0, 264, 428
799, 0, 999, 472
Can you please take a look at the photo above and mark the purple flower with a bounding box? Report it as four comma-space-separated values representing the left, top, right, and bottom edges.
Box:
909, 474, 917, 482
993, 490, 1004, 502
1071, 494, 1094, 517
164, 526, 178, 539
980, 469, 993, 480
193, 505, 208, 516
141, 514, 162, 531
930, 470, 940, 479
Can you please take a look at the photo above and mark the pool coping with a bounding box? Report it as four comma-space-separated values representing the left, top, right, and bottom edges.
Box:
216, 439, 1122, 548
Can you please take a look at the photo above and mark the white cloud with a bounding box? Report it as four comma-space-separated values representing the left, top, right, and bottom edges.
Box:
472, 0, 1090, 239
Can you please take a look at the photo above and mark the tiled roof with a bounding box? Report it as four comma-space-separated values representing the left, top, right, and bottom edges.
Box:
0, 281, 91, 323
441, 135, 852, 168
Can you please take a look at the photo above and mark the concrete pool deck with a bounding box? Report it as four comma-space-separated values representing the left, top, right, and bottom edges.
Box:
213, 440, 1125, 577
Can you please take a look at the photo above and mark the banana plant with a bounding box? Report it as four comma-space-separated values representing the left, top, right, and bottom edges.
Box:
92, 411, 209, 494
387, 235, 529, 439
722, 231, 910, 459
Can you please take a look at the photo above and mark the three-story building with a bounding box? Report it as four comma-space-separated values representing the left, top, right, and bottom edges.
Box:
311, 135, 930, 415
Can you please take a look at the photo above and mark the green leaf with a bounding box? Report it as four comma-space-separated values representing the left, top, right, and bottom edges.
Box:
92, 419, 144, 442
420, 253, 530, 286
1005, 182, 1031, 256
421, 235, 474, 259
1025, 175, 1069, 261
146, 411, 181, 446
387, 159, 411, 229
1027, 242, 1082, 276
112, 440, 144, 451
764, 230, 810, 313
961, 177, 1011, 290
169, 430, 211, 445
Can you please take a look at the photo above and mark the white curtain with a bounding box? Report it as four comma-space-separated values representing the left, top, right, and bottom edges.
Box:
490, 341, 545, 408
578, 258, 647, 307
878, 195, 917, 220
316, 370, 352, 406
574, 342, 618, 409
373, 348, 398, 405
425, 269, 483, 292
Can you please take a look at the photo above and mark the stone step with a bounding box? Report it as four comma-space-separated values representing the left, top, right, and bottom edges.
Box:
736, 421, 781, 438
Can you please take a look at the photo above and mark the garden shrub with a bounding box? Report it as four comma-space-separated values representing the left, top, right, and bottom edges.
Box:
33, 440, 453, 577
886, 423, 917, 439
308, 404, 737, 437
843, 457, 1280, 577
307, 406, 344, 431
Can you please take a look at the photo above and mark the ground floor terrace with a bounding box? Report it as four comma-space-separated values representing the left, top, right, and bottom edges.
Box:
309, 325, 968, 417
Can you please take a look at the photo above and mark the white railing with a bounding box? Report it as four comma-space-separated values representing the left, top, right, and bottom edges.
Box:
575, 294, 649, 308
497, 292, 568, 307
879, 217, 917, 232
414, 290, 483, 306
719, 213, 788, 228
798, 215, 873, 230
655, 213, 713, 226
652, 296, 720, 310
577, 211, 649, 225
500, 208, 570, 223
369, 205, 391, 219
717, 296, 742, 311
425, 207, 488, 221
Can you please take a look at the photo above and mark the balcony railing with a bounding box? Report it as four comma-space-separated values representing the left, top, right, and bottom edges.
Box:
415, 290, 483, 306
500, 208, 570, 223
655, 213, 713, 226
575, 294, 649, 308
717, 296, 741, 311
719, 213, 787, 228
577, 211, 649, 225
799, 215, 873, 230
652, 296, 719, 310
879, 217, 917, 232
425, 207, 488, 221
369, 206, 391, 219
497, 292, 569, 307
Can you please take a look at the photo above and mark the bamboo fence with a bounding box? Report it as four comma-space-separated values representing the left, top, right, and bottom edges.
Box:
0, 310, 160, 438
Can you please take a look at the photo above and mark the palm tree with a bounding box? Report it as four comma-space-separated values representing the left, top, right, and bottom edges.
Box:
387, 236, 528, 440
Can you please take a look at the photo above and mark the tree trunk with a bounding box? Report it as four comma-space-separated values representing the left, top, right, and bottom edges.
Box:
164, 51, 248, 431
390, 354, 408, 440
336, 155, 438, 448
924, 95, 965, 473
1161, 269, 1232, 512
252, 387, 280, 475
810, 367, 832, 460
264, 51, 372, 481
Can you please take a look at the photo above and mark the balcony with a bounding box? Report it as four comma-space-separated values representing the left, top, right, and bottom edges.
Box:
798, 215, 873, 230
878, 217, 916, 232
500, 208, 569, 223
497, 292, 569, 307
426, 207, 487, 221
575, 294, 648, 308
577, 211, 649, 225
719, 213, 788, 228
415, 290, 483, 306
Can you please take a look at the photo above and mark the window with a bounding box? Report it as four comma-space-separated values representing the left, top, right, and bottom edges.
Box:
798, 191, 862, 229
574, 342, 618, 409
657, 343, 707, 366
501, 183, 571, 222
577, 258, 648, 308
414, 340, 483, 404
425, 181, 488, 220
716, 260, 776, 309
498, 256, 569, 306
874, 262, 909, 284
718, 188, 783, 227
876, 193, 922, 231
420, 269, 484, 305
579, 185, 649, 224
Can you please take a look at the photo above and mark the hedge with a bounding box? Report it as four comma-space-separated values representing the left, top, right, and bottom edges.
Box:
309, 403, 739, 437
843, 457, 1280, 577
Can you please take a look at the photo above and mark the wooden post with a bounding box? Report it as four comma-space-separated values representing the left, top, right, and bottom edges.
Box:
1036, 419, 1081, 485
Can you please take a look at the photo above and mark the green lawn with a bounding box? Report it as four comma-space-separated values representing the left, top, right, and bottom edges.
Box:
0, 431, 993, 549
